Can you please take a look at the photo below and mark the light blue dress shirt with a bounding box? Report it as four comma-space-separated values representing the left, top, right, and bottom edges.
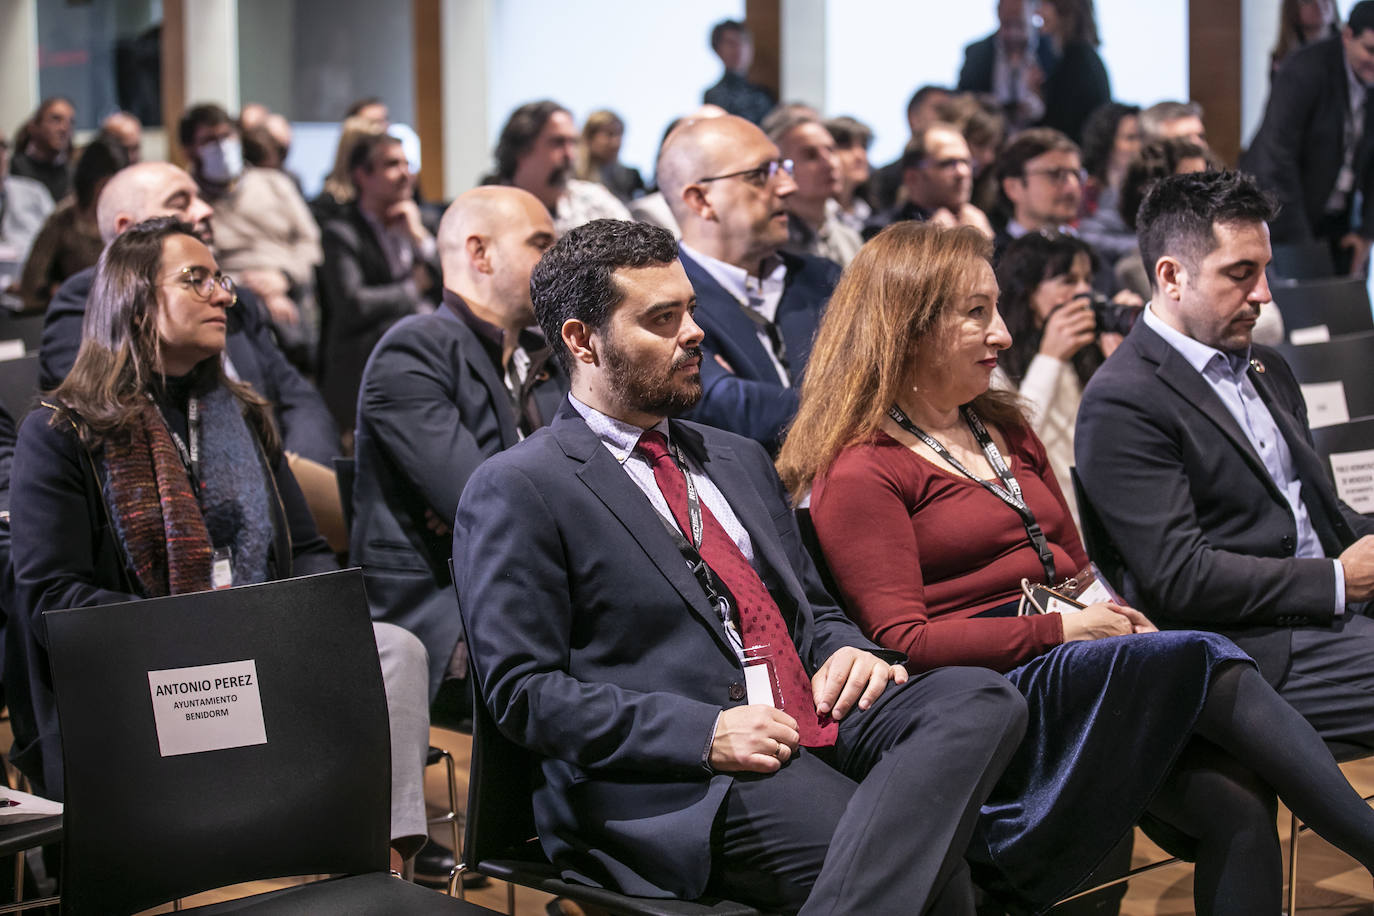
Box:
1142, 305, 1345, 611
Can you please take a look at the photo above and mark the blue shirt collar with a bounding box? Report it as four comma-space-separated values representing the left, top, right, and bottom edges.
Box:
567, 393, 670, 465
1142, 302, 1252, 377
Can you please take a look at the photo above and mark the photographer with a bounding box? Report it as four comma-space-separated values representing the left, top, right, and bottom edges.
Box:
994, 231, 1141, 521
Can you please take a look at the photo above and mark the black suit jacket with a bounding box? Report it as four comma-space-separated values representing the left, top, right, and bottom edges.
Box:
678, 247, 839, 452
350, 303, 566, 697
318, 203, 423, 429
452, 401, 894, 898
957, 31, 1059, 94
1075, 320, 1374, 680
1242, 35, 1374, 243
38, 266, 340, 465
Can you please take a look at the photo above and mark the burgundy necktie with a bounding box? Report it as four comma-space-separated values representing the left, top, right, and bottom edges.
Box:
635, 430, 836, 747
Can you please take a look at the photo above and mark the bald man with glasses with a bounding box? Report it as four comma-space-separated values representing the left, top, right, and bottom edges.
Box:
656, 115, 842, 453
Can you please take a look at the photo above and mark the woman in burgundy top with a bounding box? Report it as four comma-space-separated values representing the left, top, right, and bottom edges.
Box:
777, 222, 1374, 914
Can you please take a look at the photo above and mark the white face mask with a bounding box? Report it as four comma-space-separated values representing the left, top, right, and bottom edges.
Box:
197, 136, 243, 183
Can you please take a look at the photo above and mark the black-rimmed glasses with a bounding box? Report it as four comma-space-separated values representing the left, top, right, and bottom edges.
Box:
697, 158, 794, 187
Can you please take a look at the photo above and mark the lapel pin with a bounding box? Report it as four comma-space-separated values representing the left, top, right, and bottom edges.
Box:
1250, 357, 1266, 374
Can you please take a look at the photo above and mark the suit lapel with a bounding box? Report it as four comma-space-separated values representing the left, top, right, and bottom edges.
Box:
551, 405, 739, 658
441, 308, 520, 448
679, 247, 780, 381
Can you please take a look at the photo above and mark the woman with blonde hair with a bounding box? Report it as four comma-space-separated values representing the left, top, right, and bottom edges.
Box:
778, 221, 1374, 914
311, 114, 387, 225
575, 109, 643, 203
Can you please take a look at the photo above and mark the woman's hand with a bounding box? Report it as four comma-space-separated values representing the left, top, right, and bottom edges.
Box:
1060, 602, 1154, 641
1039, 296, 1097, 361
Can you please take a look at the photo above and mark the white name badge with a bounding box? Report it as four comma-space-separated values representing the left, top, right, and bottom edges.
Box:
1299, 381, 1350, 429
1045, 596, 1084, 615
1289, 324, 1331, 345
742, 660, 776, 707
1330, 448, 1374, 514
147, 659, 267, 757
0, 340, 25, 362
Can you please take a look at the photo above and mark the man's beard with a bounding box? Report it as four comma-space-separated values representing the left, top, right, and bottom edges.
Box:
602, 335, 704, 418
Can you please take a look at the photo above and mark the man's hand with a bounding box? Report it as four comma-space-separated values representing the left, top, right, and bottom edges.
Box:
423, 507, 451, 538
1339, 535, 1374, 602
811, 647, 908, 721
1340, 233, 1371, 277
709, 705, 800, 773
387, 199, 431, 244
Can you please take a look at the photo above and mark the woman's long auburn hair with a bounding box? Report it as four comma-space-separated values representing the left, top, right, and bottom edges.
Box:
776, 222, 1024, 502
49, 216, 278, 456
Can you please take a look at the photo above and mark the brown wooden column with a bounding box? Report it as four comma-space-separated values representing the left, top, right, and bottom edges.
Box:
413, 0, 445, 199
745, 0, 781, 99
161, 0, 186, 166
1189, 0, 1243, 167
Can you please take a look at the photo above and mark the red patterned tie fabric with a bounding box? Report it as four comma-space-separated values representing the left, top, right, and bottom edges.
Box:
635, 430, 836, 747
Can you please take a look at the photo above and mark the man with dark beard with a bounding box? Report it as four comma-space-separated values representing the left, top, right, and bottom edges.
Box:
451, 218, 1027, 914
490, 100, 629, 236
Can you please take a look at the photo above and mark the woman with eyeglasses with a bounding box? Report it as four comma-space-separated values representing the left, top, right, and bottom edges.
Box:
8, 216, 341, 794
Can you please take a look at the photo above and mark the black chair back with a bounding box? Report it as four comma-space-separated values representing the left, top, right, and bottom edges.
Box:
1272, 276, 1374, 343
1269, 240, 1337, 281
0, 353, 40, 420
1276, 330, 1374, 421
46, 569, 391, 915
1311, 417, 1374, 517
334, 455, 357, 533
0, 311, 44, 354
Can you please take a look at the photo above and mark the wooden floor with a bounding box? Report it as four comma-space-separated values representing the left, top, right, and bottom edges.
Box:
12, 718, 1372, 915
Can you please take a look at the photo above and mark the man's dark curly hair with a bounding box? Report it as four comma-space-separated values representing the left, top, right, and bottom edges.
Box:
531, 219, 679, 373
1137, 170, 1277, 292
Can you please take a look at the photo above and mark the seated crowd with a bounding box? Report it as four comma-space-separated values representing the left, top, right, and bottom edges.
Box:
3, 0, 1374, 911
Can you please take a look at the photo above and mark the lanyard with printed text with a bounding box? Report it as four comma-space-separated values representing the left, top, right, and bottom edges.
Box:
159, 397, 202, 493
887, 404, 1056, 583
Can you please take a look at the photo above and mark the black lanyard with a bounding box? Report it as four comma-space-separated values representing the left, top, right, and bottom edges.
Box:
887, 404, 1057, 583
157, 397, 202, 493
647, 440, 744, 653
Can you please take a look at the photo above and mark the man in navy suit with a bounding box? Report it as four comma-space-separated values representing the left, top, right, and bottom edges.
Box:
453, 218, 1026, 913
1076, 171, 1374, 750
656, 115, 842, 453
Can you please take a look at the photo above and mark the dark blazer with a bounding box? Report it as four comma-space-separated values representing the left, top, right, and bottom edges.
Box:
318, 203, 423, 429
1037, 41, 1111, 144
678, 247, 840, 452
452, 401, 894, 899
351, 303, 566, 698
7, 402, 336, 798
1074, 320, 1374, 681
38, 266, 340, 465
957, 31, 1059, 94
1242, 36, 1374, 243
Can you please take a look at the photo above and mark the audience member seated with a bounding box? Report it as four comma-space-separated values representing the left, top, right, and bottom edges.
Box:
957, 0, 1055, 131
10, 98, 74, 204
1075, 102, 1141, 267
8, 217, 433, 867
1271, 0, 1340, 76
628, 106, 728, 238
823, 116, 874, 234
181, 104, 323, 370
936, 93, 1009, 216
869, 85, 951, 212
19, 136, 128, 314
864, 122, 993, 241
656, 115, 841, 452
1076, 171, 1374, 746
318, 132, 437, 433
1034, 0, 1111, 144
780, 220, 1374, 915
0, 126, 55, 275
993, 231, 1141, 521
98, 111, 143, 164
346, 97, 391, 129
351, 186, 566, 704
1139, 100, 1210, 151
38, 162, 340, 467
702, 19, 776, 125
1113, 137, 1211, 300
489, 101, 631, 236
1242, 0, 1374, 275
454, 217, 1028, 913
311, 115, 387, 227
766, 111, 863, 267
993, 127, 1085, 260
575, 109, 644, 203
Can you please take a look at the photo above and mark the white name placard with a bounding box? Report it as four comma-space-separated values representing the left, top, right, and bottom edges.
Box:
0, 340, 25, 362
1299, 381, 1350, 429
147, 660, 266, 757
1330, 449, 1374, 514
1289, 324, 1331, 345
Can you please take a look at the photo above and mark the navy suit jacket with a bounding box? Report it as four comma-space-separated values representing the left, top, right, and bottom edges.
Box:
1242, 35, 1374, 243
678, 247, 839, 452
1075, 320, 1374, 681
351, 304, 565, 697
957, 31, 1058, 94
38, 266, 340, 465
452, 401, 893, 898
